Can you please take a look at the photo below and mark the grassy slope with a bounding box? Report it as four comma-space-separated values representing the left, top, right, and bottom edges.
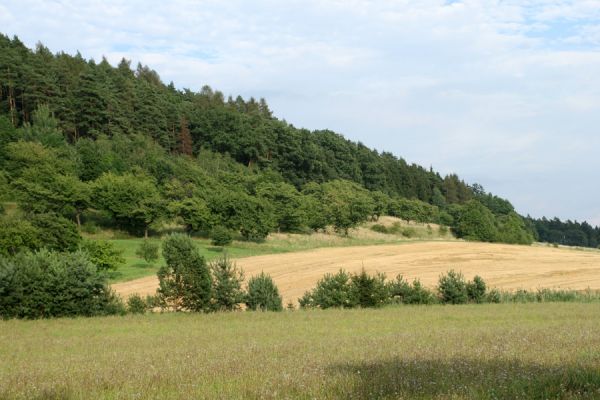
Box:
1, 303, 599, 399
105, 218, 452, 282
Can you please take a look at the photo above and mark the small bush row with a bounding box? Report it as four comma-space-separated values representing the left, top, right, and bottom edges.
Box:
298, 269, 600, 309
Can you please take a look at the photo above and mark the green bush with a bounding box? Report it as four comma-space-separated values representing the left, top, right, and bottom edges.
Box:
209, 256, 245, 311
401, 227, 417, 238
0, 250, 124, 319
0, 214, 42, 256
30, 212, 81, 252
438, 270, 469, 304
299, 269, 353, 309
370, 224, 388, 234
210, 226, 233, 246
135, 240, 159, 265
349, 269, 388, 308
466, 275, 487, 303
127, 294, 147, 314
157, 234, 211, 312
406, 279, 437, 304
245, 272, 283, 311
79, 239, 125, 272
81, 221, 99, 234
486, 288, 501, 303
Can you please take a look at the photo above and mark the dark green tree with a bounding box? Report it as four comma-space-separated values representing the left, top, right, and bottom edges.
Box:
157, 234, 211, 312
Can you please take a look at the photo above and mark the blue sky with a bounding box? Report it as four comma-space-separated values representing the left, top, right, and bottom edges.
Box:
2, 0, 600, 224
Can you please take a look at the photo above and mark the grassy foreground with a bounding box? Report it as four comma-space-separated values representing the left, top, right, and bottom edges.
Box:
1, 304, 600, 399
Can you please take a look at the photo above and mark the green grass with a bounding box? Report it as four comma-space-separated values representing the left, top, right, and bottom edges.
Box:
1, 303, 599, 399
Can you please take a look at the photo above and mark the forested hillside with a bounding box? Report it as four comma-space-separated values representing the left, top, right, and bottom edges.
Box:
1, 34, 587, 251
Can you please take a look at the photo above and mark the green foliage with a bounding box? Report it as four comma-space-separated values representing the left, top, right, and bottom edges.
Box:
466, 275, 487, 304
0, 250, 123, 319
157, 234, 212, 312
387, 198, 439, 224
126, 294, 148, 314
93, 172, 164, 236
256, 181, 306, 233
299, 269, 354, 309
496, 212, 535, 245
29, 212, 81, 252
210, 226, 233, 246
349, 269, 389, 308
387, 275, 437, 305
172, 196, 214, 233
79, 239, 125, 272
452, 200, 498, 242
437, 270, 469, 304
370, 224, 388, 234
322, 180, 374, 235
209, 255, 245, 311
0, 214, 42, 256
17, 105, 66, 147
245, 272, 283, 311
135, 240, 159, 264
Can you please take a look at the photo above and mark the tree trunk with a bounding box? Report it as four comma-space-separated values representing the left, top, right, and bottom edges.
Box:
144, 227, 148, 239
75, 212, 81, 229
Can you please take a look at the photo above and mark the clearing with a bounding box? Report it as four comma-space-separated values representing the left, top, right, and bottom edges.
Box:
113, 241, 600, 304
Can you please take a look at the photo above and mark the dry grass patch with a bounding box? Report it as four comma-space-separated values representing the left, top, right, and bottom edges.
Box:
114, 241, 600, 305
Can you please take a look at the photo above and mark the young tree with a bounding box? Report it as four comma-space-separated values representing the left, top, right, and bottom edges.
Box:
209, 255, 245, 311
322, 180, 375, 235
245, 272, 283, 311
156, 234, 211, 312
135, 240, 159, 265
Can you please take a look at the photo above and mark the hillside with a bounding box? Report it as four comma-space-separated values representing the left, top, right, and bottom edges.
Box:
0, 34, 548, 255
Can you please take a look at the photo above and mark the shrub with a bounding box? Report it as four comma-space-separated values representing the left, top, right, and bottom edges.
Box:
300, 269, 353, 309
404, 279, 437, 305
466, 275, 487, 303
209, 255, 245, 311
0, 250, 123, 319
486, 288, 501, 303
438, 270, 469, 304
370, 224, 388, 234
401, 227, 417, 238
127, 294, 147, 314
0, 214, 42, 256
349, 269, 388, 308
30, 212, 81, 252
157, 234, 211, 312
79, 239, 125, 272
210, 226, 233, 246
245, 272, 283, 311
81, 221, 99, 234
136, 240, 159, 265
438, 225, 449, 236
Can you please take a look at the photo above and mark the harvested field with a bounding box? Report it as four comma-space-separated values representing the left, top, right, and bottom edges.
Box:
112, 241, 600, 304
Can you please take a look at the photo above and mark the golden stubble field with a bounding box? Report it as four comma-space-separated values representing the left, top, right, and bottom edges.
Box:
113, 241, 600, 304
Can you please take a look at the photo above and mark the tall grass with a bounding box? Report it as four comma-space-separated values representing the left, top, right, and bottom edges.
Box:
1, 303, 599, 399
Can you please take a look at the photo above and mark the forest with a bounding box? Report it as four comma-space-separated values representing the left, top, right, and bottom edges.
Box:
0, 34, 595, 253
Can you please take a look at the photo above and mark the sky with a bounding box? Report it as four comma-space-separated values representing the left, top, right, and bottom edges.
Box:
1, 0, 600, 224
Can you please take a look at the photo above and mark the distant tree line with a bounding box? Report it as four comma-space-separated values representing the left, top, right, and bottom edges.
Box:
528, 217, 600, 249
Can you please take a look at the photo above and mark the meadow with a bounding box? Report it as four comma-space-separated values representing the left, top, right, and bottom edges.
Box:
1, 303, 599, 399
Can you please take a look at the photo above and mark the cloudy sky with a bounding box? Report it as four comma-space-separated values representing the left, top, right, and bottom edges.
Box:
2, 0, 600, 224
